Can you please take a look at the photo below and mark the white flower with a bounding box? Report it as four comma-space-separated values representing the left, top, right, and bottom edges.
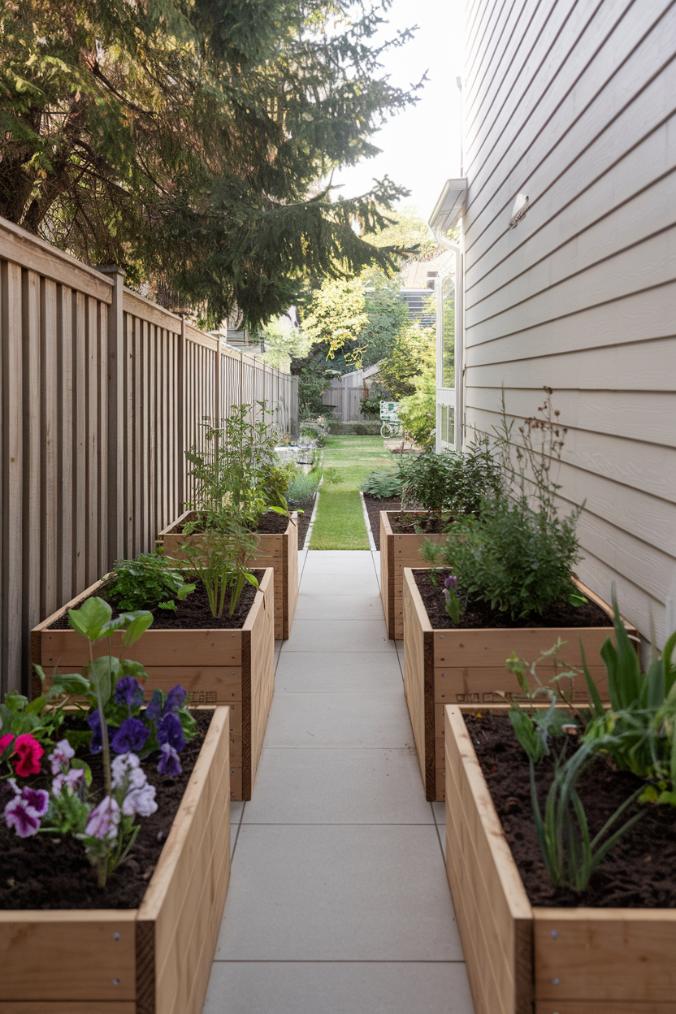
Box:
49, 739, 75, 775
122, 783, 157, 818
111, 752, 143, 790
85, 795, 120, 840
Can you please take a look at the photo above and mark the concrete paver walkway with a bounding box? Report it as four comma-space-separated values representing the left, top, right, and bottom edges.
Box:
203, 550, 473, 1014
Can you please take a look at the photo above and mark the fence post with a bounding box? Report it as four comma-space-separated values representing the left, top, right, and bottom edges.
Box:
100, 266, 125, 563
177, 315, 186, 511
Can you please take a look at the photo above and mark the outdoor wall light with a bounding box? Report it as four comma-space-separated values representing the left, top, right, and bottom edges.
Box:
510, 192, 530, 227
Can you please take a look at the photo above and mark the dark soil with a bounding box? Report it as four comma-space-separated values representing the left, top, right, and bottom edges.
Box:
179, 511, 288, 536
388, 511, 451, 535
362, 496, 401, 548
0, 711, 215, 910
51, 572, 263, 631
289, 494, 316, 548
465, 712, 676, 907
414, 569, 612, 630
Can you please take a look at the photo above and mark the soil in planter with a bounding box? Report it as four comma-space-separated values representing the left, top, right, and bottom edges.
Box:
0, 711, 215, 910
179, 510, 288, 536
50, 572, 263, 631
388, 511, 451, 535
290, 494, 316, 549
363, 496, 401, 548
414, 569, 612, 630
465, 712, 676, 908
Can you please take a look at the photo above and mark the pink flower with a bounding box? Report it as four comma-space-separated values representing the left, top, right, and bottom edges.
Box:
85, 796, 120, 840
0, 733, 14, 757
12, 735, 43, 778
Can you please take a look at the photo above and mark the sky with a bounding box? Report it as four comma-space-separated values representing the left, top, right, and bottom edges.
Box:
334, 0, 465, 222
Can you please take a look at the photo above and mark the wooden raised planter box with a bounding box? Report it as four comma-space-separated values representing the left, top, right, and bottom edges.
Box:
402, 568, 635, 801
0, 707, 231, 1014
158, 510, 298, 640
444, 705, 676, 1014
32, 570, 276, 801
379, 511, 446, 640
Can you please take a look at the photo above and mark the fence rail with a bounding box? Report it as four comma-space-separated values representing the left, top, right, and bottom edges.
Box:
0, 216, 297, 695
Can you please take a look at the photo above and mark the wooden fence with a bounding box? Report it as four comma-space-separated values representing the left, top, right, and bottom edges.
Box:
0, 216, 297, 694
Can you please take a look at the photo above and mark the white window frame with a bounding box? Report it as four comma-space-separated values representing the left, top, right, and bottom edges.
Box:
435, 245, 463, 452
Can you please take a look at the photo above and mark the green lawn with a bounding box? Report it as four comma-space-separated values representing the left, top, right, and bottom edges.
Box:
310, 436, 393, 549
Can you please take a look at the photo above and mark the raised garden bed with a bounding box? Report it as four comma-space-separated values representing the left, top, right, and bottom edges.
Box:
158, 510, 298, 639
444, 705, 676, 1013
402, 568, 635, 801
379, 511, 446, 639
32, 570, 276, 800
0, 706, 231, 1013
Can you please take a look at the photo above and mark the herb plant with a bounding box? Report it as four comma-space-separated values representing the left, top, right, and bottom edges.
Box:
287, 468, 320, 504
400, 440, 502, 519
180, 524, 259, 618
361, 469, 402, 499
186, 402, 288, 531
107, 552, 195, 613
432, 393, 583, 622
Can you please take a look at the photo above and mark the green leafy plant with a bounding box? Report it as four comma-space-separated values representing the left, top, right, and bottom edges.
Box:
186, 402, 288, 532
401, 440, 502, 520
287, 469, 320, 503
107, 553, 195, 613
581, 599, 676, 804
527, 738, 644, 893
180, 524, 259, 619
398, 369, 436, 448
432, 394, 582, 621
361, 469, 402, 499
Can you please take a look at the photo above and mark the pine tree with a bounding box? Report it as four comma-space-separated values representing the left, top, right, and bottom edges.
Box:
0, 0, 419, 324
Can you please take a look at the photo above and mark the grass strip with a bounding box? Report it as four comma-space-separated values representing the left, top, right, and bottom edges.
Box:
310, 436, 393, 550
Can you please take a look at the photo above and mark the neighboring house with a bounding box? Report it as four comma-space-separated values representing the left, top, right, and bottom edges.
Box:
398, 249, 455, 326
431, 1, 676, 646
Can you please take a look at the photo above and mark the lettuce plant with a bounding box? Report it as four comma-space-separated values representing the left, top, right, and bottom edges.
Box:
107, 552, 195, 613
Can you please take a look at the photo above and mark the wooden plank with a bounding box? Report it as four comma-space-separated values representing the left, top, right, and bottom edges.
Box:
0, 218, 113, 301
23, 269, 41, 684
57, 284, 74, 606
0, 1005, 135, 1013
534, 910, 676, 1003
249, 569, 276, 788
73, 290, 87, 592
122, 288, 180, 331
380, 512, 446, 639
402, 568, 431, 797
536, 1004, 676, 1014
0, 912, 137, 1002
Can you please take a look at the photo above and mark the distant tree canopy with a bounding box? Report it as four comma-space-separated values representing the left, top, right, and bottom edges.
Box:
0, 0, 419, 324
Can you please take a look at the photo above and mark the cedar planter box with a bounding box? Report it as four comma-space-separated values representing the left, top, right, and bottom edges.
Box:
32, 570, 276, 801
444, 705, 676, 1014
379, 511, 446, 640
0, 707, 231, 1014
402, 568, 636, 801
158, 510, 298, 640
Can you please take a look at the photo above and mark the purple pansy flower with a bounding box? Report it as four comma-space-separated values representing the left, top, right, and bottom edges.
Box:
49, 739, 75, 775
111, 717, 150, 755
4, 794, 42, 837
443, 574, 459, 591
22, 786, 49, 817
87, 709, 107, 754
157, 742, 182, 777
158, 712, 184, 752
145, 690, 164, 723
165, 685, 187, 712
85, 795, 120, 840
114, 676, 144, 711
111, 753, 145, 791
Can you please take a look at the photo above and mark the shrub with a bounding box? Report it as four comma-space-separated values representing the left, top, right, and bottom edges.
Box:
400, 440, 502, 517
432, 391, 582, 622
398, 370, 436, 448
287, 469, 320, 503
361, 470, 402, 499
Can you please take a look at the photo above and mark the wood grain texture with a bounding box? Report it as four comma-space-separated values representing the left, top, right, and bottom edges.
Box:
404, 570, 633, 801
0, 215, 297, 696
0, 708, 230, 1012
379, 511, 445, 639
32, 570, 275, 799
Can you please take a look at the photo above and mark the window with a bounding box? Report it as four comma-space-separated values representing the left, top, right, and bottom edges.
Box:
440, 273, 455, 388
435, 248, 462, 452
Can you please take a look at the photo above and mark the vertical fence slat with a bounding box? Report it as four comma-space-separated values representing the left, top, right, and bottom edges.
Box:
1, 261, 23, 688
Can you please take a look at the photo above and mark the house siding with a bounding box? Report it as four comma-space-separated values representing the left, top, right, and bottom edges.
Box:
461, 0, 676, 645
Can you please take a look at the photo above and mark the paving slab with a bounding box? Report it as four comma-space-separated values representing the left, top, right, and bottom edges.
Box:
243, 747, 432, 824
216, 824, 461, 961
266, 689, 414, 748
275, 650, 402, 694
284, 617, 391, 653
294, 592, 383, 621
204, 961, 473, 1014
298, 571, 379, 597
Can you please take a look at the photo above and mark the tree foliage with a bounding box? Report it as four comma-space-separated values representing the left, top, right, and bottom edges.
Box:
0, 0, 419, 323
378, 321, 435, 399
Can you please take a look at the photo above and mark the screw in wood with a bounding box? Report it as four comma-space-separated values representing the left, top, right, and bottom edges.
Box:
551, 977, 561, 986
550, 928, 559, 940
112, 978, 121, 986
113, 931, 121, 942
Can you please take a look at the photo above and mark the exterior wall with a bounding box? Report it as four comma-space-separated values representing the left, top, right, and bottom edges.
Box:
0, 215, 297, 694
461, 0, 676, 646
